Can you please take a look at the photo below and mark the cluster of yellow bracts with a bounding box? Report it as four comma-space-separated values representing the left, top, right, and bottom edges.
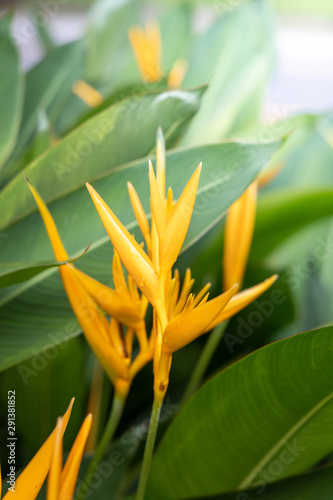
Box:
26, 128, 276, 404
2, 128, 277, 500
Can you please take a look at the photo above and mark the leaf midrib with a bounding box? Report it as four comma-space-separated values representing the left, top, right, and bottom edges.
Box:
237, 390, 333, 490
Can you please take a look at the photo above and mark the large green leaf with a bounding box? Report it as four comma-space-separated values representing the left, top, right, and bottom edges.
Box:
181, 0, 275, 144
0, 140, 280, 371
261, 112, 333, 192
85, 0, 139, 91
0, 88, 203, 232
159, 4, 191, 73
148, 326, 333, 499
188, 463, 333, 500
0, 41, 84, 185
251, 189, 333, 260
0, 247, 88, 288
0, 30, 23, 170
0, 337, 85, 453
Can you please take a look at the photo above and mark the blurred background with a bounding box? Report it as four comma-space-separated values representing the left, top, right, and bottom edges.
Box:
2, 0, 333, 118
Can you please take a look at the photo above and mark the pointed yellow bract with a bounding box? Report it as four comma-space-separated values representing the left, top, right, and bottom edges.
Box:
159, 164, 201, 271
59, 414, 92, 499
85, 130, 238, 399
47, 418, 63, 500
128, 22, 188, 89
163, 284, 238, 354
149, 160, 166, 236
26, 180, 153, 400
128, 23, 163, 83
156, 127, 166, 198
223, 182, 257, 290
72, 267, 141, 327
86, 182, 160, 310
128, 182, 151, 250
168, 59, 188, 89
3, 399, 74, 499
72, 80, 103, 108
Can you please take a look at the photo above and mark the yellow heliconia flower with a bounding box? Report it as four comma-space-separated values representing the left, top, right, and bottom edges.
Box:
87, 128, 280, 400
26, 179, 152, 399
224, 181, 258, 291
72, 80, 104, 108
167, 59, 188, 89
128, 23, 187, 88
223, 162, 280, 316
2, 399, 91, 500
86, 129, 240, 398
158, 277, 238, 386
129, 23, 163, 83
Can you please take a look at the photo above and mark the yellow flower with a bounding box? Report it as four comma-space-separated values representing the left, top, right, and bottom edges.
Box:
26, 179, 153, 399
224, 182, 258, 291
128, 23, 187, 88
158, 273, 238, 389
86, 129, 241, 398
129, 23, 163, 83
72, 80, 104, 108
87, 128, 280, 400
167, 59, 188, 89
222, 162, 280, 320
85, 128, 281, 500
2, 399, 92, 500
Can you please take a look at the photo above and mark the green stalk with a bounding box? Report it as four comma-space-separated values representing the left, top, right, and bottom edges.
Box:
182, 321, 228, 404
135, 395, 163, 500
83, 392, 125, 489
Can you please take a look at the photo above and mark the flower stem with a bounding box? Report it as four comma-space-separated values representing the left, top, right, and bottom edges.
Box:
82, 392, 125, 490
182, 321, 228, 404
135, 394, 163, 500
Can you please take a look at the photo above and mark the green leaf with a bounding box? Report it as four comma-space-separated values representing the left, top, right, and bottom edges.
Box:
85, 0, 139, 91
28, 110, 53, 160
0, 139, 280, 371
159, 4, 191, 72
0, 41, 84, 185
252, 189, 333, 259
0, 30, 23, 170
262, 112, 333, 191
148, 326, 333, 499
0, 88, 203, 232
302, 264, 332, 331
224, 264, 296, 354
0, 337, 86, 454
181, 0, 275, 144
186, 463, 333, 499
0, 248, 88, 288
